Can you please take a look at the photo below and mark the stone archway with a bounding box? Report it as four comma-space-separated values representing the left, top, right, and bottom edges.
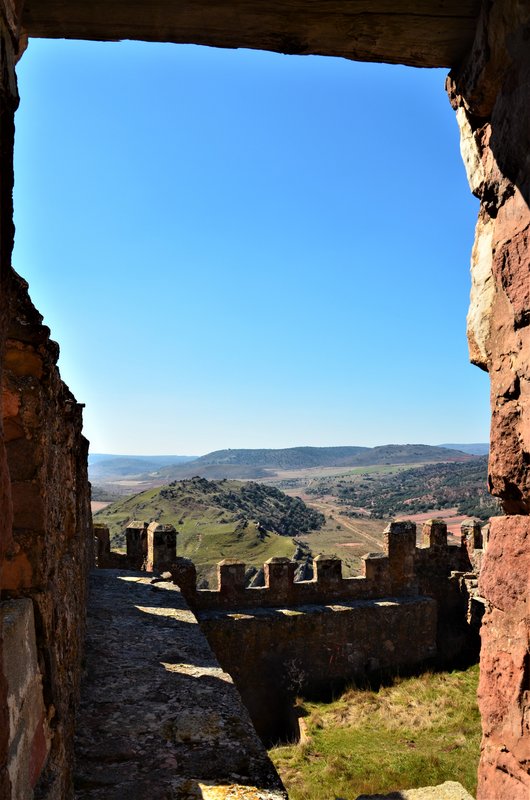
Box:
0, 2, 529, 798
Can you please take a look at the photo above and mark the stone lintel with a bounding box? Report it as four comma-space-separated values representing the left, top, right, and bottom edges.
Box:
21, 1, 480, 68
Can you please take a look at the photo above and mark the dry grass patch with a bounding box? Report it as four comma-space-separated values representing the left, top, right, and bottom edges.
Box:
270, 665, 480, 800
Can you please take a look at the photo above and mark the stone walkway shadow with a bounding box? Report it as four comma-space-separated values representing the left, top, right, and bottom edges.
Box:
74, 570, 287, 799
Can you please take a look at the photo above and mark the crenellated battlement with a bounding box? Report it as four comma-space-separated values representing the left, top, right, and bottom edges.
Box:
169, 518, 484, 612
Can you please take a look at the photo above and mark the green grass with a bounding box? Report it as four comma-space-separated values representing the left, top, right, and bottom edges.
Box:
270, 665, 480, 799
94, 478, 306, 583
177, 521, 295, 585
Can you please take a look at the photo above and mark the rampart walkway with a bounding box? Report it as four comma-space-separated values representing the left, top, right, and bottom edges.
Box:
74, 569, 287, 800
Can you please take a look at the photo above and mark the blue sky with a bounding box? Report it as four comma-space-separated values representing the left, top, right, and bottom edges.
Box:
12, 39, 488, 455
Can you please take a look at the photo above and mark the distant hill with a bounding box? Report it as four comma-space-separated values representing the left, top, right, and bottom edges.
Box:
188, 446, 368, 469
151, 444, 473, 482
95, 477, 324, 582
89, 454, 196, 481
308, 456, 500, 520
184, 444, 471, 471
439, 443, 489, 456
90, 444, 475, 491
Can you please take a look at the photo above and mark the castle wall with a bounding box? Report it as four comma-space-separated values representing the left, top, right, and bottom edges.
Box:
175, 520, 480, 741
0, 1, 527, 796
1, 599, 49, 799
447, 2, 530, 795
0, 269, 92, 799
172, 520, 474, 628
0, 4, 25, 795
199, 596, 437, 743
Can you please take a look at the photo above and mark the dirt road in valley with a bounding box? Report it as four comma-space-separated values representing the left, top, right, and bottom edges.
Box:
306, 498, 385, 550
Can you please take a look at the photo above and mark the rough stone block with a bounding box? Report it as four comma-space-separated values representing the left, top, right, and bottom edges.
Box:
0, 598, 50, 797
171, 557, 197, 596
479, 515, 529, 613
5, 437, 41, 482
125, 520, 147, 569
362, 552, 388, 582
146, 522, 177, 573
461, 518, 483, 552
4, 345, 43, 379
93, 524, 110, 567
422, 519, 448, 550
314, 554, 342, 585
476, 516, 530, 798
11, 481, 45, 533
218, 560, 246, 593
385, 521, 417, 593
264, 557, 295, 593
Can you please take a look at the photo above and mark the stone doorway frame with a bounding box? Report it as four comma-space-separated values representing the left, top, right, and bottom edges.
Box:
0, 3, 529, 799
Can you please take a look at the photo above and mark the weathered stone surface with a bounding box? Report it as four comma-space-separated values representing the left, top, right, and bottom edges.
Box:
1, 5, 28, 796
0, 1, 529, 798
476, 516, 530, 799
448, 4, 530, 795
21, 1, 481, 68
0, 271, 92, 798
173, 521, 469, 614
0, 599, 50, 799
74, 570, 287, 799
356, 780, 474, 799
146, 521, 177, 572
448, 1, 530, 511
199, 596, 437, 742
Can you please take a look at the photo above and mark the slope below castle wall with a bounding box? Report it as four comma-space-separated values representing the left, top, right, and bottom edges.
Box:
199, 596, 437, 743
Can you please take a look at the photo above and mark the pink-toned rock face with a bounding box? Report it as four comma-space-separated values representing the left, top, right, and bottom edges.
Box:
0, 270, 93, 797
450, 0, 530, 513
477, 516, 530, 794
449, 3, 530, 796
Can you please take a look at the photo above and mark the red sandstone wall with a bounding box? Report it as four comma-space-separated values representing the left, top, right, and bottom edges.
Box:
0, 1, 527, 796
0, 2, 22, 795
448, 2, 530, 795
1, 270, 92, 798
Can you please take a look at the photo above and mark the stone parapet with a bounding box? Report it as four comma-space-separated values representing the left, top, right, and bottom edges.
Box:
125, 520, 147, 570
93, 523, 111, 568
199, 595, 437, 743
146, 522, 177, 572
172, 519, 482, 614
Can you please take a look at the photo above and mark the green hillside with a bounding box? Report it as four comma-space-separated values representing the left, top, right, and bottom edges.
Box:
185, 444, 471, 470
94, 477, 325, 582
89, 444, 475, 491
307, 456, 500, 520
190, 446, 368, 469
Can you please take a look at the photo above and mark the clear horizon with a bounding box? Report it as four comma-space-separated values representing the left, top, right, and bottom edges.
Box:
89, 441, 489, 459
13, 40, 489, 454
